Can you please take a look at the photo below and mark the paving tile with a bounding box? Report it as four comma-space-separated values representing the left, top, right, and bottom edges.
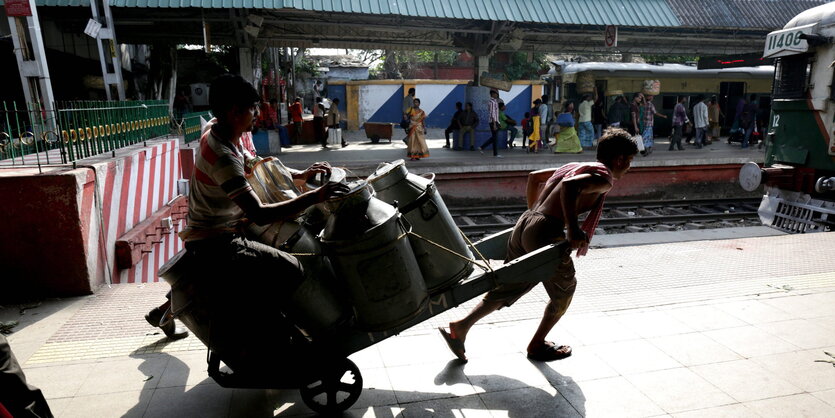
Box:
626, 368, 735, 413
386, 361, 478, 404
560, 376, 665, 418
461, 355, 550, 393
377, 334, 456, 367
157, 351, 214, 388
348, 345, 385, 370
690, 359, 802, 402
754, 319, 835, 350
648, 332, 743, 366
661, 304, 748, 332
143, 382, 233, 418
745, 393, 835, 417
609, 309, 695, 338
42, 397, 71, 417
479, 385, 581, 418
342, 405, 405, 417
670, 403, 760, 418
558, 313, 641, 345
443, 323, 526, 361
229, 388, 309, 418
75, 354, 169, 396
589, 339, 682, 376
350, 366, 398, 410
761, 292, 835, 319
813, 388, 835, 408
532, 347, 619, 384
22, 362, 95, 399
401, 393, 491, 417
703, 325, 799, 358
714, 299, 795, 324
749, 348, 835, 392
60, 389, 152, 418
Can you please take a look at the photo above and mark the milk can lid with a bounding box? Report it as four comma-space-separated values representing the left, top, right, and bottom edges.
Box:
367, 160, 407, 190
323, 180, 373, 213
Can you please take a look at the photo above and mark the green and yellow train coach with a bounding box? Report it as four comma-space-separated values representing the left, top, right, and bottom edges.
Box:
547, 61, 774, 137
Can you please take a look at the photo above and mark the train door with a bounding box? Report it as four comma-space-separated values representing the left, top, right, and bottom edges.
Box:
720, 82, 746, 130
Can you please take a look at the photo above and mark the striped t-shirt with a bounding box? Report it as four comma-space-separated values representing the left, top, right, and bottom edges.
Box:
181, 129, 253, 241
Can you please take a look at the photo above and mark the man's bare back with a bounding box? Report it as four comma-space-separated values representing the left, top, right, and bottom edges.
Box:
532, 173, 614, 248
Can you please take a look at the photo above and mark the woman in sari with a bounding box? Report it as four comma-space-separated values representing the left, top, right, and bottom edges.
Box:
528, 99, 542, 153
554, 101, 582, 153
407, 98, 429, 160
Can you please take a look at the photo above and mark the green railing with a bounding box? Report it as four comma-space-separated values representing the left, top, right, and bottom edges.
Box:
0, 100, 170, 165
181, 110, 213, 144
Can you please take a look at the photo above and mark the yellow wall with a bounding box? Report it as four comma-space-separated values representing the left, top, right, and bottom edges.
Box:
578, 72, 772, 95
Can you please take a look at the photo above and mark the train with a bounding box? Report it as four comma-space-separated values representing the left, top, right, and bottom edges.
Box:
739, 2, 835, 233
546, 61, 774, 136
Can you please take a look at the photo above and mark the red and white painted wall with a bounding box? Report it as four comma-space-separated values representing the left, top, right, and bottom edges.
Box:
0, 137, 195, 299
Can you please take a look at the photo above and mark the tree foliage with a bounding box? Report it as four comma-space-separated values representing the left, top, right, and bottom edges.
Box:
501, 52, 549, 80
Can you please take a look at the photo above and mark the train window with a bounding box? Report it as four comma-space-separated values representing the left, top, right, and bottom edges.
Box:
661, 96, 677, 109
773, 55, 811, 99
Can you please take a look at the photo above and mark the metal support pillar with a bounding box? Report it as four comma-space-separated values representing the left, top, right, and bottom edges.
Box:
90, 0, 125, 100
7, 0, 56, 135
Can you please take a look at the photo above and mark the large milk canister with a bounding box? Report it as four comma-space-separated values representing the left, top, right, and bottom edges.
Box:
244, 158, 348, 336
281, 226, 348, 337
367, 160, 474, 292
321, 181, 428, 331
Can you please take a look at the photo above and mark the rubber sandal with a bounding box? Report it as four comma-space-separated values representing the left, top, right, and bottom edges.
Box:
438, 327, 467, 362
527, 342, 572, 361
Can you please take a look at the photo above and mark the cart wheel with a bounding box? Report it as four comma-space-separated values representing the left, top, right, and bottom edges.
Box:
370, 134, 380, 144
300, 358, 363, 414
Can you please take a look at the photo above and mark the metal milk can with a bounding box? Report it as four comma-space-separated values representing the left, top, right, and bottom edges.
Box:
367, 160, 474, 292
321, 181, 428, 331
281, 226, 349, 337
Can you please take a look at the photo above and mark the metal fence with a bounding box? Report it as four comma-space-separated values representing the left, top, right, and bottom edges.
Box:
181, 110, 213, 144
0, 100, 170, 165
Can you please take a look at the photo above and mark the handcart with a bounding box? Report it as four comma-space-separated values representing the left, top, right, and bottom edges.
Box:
160, 228, 567, 415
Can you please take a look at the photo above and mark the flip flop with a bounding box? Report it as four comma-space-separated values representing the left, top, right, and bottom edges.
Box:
438, 327, 467, 362
527, 342, 572, 362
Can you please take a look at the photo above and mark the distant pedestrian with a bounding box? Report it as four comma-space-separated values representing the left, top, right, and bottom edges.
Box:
607, 95, 629, 128
444, 102, 463, 149
693, 96, 709, 149
268, 98, 279, 128
402, 87, 416, 142
592, 94, 606, 140
480, 89, 502, 157
499, 102, 518, 148
289, 97, 303, 144
539, 95, 551, 145
326, 98, 346, 148
554, 101, 582, 153
708, 96, 723, 141
641, 94, 667, 155
457, 102, 479, 150
578, 93, 595, 149
406, 98, 429, 160
670, 96, 688, 151
313, 96, 327, 148
732, 96, 746, 135
741, 94, 759, 148
521, 112, 533, 149
629, 93, 643, 137
529, 100, 543, 152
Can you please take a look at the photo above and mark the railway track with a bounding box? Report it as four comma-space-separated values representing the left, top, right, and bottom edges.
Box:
451, 198, 762, 239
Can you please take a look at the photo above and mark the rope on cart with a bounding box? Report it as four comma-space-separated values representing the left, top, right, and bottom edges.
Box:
407, 230, 493, 273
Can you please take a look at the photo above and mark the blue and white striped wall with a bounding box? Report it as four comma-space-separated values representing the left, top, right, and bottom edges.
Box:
327, 80, 545, 131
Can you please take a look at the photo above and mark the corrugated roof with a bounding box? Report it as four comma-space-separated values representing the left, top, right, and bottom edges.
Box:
8, 0, 681, 27
666, 0, 831, 29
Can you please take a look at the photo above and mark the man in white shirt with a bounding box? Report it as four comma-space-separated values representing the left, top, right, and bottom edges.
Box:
539, 95, 550, 143
692, 96, 709, 149
578, 93, 595, 149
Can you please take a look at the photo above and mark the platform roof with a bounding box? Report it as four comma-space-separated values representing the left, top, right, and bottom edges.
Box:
8, 0, 834, 55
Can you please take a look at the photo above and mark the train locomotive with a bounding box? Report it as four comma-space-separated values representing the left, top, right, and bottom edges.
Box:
739, 2, 835, 233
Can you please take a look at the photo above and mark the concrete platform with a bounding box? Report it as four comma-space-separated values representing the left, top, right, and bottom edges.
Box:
274, 129, 765, 203
3, 231, 835, 417
276, 128, 765, 177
